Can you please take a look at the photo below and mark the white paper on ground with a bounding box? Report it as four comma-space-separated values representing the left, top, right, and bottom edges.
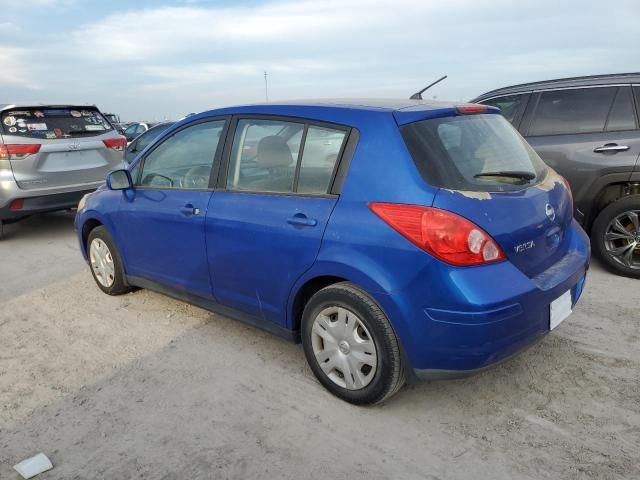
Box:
13, 453, 53, 479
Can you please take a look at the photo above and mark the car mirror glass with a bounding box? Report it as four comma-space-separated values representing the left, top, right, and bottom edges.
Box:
106, 169, 133, 190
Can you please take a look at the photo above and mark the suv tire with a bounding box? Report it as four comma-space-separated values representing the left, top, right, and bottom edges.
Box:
592, 195, 640, 278
301, 282, 405, 405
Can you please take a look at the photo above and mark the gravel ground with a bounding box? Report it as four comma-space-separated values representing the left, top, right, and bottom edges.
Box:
0, 213, 638, 479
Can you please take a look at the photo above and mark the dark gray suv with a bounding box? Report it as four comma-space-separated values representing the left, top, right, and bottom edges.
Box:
473, 73, 640, 277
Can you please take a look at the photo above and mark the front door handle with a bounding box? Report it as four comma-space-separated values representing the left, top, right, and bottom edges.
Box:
180, 203, 200, 216
593, 143, 630, 153
287, 214, 317, 227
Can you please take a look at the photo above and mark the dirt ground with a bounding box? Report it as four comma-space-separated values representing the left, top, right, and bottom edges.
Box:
0, 213, 638, 479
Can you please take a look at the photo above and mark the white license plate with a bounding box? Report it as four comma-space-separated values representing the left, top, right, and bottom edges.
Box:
550, 290, 572, 330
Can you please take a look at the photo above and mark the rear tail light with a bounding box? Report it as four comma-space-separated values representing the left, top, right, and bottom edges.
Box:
455, 105, 488, 114
103, 137, 127, 151
369, 203, 506, 266
9, 198, 24, 210
0, 143, 41, 159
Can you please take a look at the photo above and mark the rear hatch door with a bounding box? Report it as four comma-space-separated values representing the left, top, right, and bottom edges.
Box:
401, 111, 574, 278
1, 106, 124, 190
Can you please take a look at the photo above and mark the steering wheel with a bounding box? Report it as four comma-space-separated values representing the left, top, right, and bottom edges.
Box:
181, 165, 212, 189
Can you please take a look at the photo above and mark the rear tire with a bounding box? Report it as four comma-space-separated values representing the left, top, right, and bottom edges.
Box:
591, 195, 640, 278
87, 226, 132, 295
301, 282, 405, 405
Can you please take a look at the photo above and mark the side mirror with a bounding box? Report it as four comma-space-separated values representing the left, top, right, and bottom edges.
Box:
106, 169, 133, 190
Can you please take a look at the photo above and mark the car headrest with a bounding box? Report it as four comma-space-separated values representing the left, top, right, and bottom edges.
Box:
256, 136, 293, 168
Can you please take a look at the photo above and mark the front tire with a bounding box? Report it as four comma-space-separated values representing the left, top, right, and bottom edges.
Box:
87, 226, 132, 295
591, 195, 640, 278
301, 282, 405, 405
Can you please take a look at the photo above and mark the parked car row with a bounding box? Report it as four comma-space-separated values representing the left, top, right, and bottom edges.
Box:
2, 73, 637, 405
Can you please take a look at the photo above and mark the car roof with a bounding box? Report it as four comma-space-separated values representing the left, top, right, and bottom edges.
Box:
473, 72, 640, 101
185, 98, 488, 128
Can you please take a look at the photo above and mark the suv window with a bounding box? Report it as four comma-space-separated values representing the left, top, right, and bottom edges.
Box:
401, 113, 547, 193
1, 106, 112, 139
605, 86, 637, 132
481, 94, 526, 124
139, 120, 225, 189
528, 87, 617, 136
226, 119, 346, 194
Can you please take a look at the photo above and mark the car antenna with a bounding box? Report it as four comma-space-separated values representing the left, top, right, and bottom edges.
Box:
410, 75, 447, 100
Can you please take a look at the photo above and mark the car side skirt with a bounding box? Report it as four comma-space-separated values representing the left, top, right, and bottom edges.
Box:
127, 275, 300, 343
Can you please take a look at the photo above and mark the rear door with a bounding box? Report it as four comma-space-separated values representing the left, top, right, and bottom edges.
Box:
401, 112, 573, 278
205, 117, 349, 326
0, 106, 124, 190
520, 86, 640, 218
116, 118, 227, 299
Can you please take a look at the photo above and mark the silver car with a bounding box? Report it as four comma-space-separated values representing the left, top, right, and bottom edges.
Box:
0, 104, 126, 237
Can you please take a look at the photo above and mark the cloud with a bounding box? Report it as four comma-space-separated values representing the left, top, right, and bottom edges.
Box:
0, 0, 638, 119
0, 48, 39, 90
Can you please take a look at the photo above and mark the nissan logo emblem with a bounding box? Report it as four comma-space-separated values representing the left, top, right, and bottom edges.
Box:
545, 204, 556, 222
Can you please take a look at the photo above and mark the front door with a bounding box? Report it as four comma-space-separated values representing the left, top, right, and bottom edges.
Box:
117, 119, 227, 299
206, 117, 349, 326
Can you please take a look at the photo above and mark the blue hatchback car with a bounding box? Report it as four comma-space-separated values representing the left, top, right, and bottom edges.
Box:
75, 99, 590, 404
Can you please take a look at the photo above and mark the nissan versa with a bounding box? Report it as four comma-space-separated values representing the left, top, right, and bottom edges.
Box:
75, 100, 590, 404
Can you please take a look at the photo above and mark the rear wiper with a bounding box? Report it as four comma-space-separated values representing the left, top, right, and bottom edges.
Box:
474, 171, 536, 182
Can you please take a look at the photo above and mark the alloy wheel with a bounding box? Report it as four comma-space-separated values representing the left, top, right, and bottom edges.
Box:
604, 210, 640, 270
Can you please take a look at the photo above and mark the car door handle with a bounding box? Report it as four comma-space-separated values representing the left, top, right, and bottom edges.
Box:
287, 214, 317, 227
180, 204, 200, 216
593, 143, 630, 153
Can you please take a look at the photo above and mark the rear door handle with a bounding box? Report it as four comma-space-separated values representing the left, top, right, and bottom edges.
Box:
593, 143, 630, 153
287, 214, 317, 227
180, 203, 200, 216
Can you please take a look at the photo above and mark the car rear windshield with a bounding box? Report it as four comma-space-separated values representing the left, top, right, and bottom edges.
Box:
401, 113, 547, 192
1, 107, 113, 139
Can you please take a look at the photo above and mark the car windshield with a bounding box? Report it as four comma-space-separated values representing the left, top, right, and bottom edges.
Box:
401, 113, 547, 192
1, 106, 112, 139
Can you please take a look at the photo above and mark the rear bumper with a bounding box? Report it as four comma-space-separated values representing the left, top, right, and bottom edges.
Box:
383, 221, 590, 375
0, 189, 95, 221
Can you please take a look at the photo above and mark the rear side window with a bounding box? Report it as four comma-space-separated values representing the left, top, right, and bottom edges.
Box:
528, 87, 617, 136
226, 119, 346, 194
1, 107, 112, 139
605, 87, 637, 132
401, 113, 547, 192
480, 94, 527, 125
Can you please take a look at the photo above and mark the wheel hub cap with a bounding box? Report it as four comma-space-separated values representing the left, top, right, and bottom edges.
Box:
310, 306, 378, 390
89, 238, 115, 287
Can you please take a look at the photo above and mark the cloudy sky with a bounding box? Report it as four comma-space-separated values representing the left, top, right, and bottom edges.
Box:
0, 0, 637, 121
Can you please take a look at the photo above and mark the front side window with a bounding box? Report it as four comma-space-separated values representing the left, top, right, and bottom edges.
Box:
226, 119, 346, 194
139, 120, 225, 190
401, 113, 547, 192
605, 86, 637, 132
528, 87, 617, 136
481, 94, 526, 124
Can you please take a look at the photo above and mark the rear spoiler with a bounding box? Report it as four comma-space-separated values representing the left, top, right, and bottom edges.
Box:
392, 104, 500, 126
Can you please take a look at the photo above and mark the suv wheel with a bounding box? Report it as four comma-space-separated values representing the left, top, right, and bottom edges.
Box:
301, 282, 405, 405
87, 226, 132, 295
592, 195, 640, 278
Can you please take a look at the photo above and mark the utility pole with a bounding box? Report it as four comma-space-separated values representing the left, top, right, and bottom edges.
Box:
264, 71, 269, 103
